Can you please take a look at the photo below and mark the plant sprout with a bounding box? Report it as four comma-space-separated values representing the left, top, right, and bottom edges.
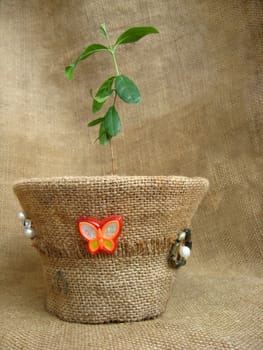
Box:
65, 24, 159, 145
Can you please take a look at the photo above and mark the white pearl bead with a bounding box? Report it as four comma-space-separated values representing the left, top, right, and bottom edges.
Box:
179, 245, 191, 260
18, 211, 26, 221
24, 228, 35, 238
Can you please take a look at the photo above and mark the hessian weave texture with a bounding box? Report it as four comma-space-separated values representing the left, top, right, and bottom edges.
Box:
0, 0, 262, 349
14, 176, 208, 323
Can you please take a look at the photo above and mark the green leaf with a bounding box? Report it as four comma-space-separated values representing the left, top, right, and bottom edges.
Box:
115, 75, 141, 104
94, 76, 115, 102
99, 122, 111, 145
64, 43, 109, 80
92, 76, 115, 113
104, 106, 121, 137
100, 23, 108, 38
65, 64, 76, 81
114, 26, 159, 48
78, 43, 108, 63
88, 117, 104, 127
92, 99, 104, 113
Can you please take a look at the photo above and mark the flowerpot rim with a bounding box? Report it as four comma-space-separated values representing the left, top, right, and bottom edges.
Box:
13, 175, 209, 189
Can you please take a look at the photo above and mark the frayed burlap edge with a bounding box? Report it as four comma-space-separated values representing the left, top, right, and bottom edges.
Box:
32, 235, 178, 258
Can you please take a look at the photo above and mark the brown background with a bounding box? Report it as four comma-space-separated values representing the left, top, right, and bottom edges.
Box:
0, 0, 262, 349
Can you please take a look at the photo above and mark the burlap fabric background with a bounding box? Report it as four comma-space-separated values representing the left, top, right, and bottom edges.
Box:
0, 0, 262, 349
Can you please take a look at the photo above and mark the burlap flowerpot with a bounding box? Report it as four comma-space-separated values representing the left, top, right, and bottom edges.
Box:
13, 176, 209, 324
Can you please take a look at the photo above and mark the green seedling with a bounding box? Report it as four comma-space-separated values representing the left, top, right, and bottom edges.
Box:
65, 24, 159, 145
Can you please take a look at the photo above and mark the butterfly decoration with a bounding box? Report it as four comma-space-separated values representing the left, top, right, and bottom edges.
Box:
77, 215, 123, 254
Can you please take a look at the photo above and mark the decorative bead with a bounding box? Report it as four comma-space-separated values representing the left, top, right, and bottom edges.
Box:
184, 229, 191, 240
176, 259, 186, 267
178, 231, 186, 241
185, 240, 192, 249
23, 219, 31, 229
17, 211, 26, 221
179, 245, 191, 260
24, 228, 35, 238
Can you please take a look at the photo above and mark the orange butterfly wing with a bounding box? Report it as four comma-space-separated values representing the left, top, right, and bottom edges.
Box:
78, 220, 100, 254
101, 216, 122, 254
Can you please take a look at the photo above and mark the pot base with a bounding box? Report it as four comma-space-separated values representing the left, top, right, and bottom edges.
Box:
42, 253, 174, 324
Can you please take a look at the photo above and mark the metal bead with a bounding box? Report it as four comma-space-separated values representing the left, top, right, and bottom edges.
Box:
184, 228, 191, 240
23, 219, 31, 229
17, 211, 26, 221
24, 228, 35, 238
185, 240, 192, 249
